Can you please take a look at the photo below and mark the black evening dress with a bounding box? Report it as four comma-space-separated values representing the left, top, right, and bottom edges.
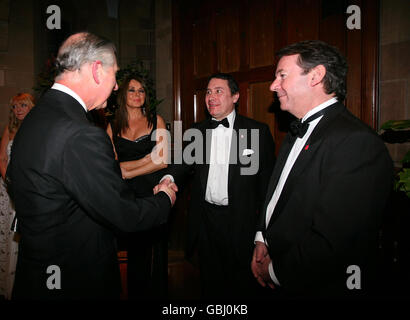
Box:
113, 116, 168, 299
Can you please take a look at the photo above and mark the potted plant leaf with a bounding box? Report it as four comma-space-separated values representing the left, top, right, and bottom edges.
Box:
380, 120, 410, 197
379, 119, 410, 294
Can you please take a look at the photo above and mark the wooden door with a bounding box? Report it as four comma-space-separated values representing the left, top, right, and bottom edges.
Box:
174, 0, 379, 148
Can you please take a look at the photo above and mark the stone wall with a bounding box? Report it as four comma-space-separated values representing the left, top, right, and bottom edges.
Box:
117, 0, 173, 124
119, 0, 155, 77
155, 0, 172, 125
380, 0, 410, 165
0, 0, 35, 132
0, 0, 174, 133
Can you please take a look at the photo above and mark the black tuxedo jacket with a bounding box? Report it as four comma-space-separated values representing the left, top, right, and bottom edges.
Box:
258, 102, 393, 295
7, 89, 171, 299
171, 114, 275, 265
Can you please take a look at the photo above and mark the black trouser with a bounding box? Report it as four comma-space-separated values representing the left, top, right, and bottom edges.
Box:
198, 202, 259, 299
126, 225, 168, 299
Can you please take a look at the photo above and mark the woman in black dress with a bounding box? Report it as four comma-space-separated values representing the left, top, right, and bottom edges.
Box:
106, 76, 169, 299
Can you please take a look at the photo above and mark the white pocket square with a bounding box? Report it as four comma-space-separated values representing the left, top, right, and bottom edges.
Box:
242, 149, 254, 156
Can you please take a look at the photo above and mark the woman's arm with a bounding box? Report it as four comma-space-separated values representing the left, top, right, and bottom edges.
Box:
0, 126, 10, 180
120, 153, 151, 171
121, 115, 169, 179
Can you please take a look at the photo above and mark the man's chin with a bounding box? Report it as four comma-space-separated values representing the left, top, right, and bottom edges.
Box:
208, 111, 220, 119
279, 102, 288, 112
93, 101, 108, 110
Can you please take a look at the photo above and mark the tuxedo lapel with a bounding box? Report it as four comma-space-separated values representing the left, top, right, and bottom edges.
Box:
199, 121, 212, 192
307, 102, 345, 146
288, 101, 344, 170
266, 102, 345, 228
281, 102, 344, 184
228, 115, 242, 197
267, 138, 322, 228
261, 133, 295, 228
228, 114, 256, 200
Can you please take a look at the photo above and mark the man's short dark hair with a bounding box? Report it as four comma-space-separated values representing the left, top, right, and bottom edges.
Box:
207, 73, 239, 96
277, 40, 348, 101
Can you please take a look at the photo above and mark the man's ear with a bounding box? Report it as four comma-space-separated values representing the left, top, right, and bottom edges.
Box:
92, 60, 102, 85
310, 64, 326, 87
233, 92, 239, 104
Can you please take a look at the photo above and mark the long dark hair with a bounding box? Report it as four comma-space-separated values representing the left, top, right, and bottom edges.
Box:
112, 75, 155, 137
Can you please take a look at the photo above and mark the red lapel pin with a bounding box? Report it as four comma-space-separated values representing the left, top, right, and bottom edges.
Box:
304, 144, 309, 150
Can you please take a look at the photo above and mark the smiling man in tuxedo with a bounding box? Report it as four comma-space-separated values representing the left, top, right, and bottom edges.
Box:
251, 40, 392, 297
165, 73, 275, 298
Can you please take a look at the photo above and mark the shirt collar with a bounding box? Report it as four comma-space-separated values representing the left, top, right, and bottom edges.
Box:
302, 97, 338, 122
51, 83, 88, 112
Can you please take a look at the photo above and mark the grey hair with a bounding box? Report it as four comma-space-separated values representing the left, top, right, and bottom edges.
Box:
55, 32, 117, 79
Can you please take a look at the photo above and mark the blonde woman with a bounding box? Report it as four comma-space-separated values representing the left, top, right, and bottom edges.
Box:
0, 93, 34, 300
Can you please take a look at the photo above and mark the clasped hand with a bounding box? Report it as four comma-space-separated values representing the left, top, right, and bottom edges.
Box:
153, 177, 178, 206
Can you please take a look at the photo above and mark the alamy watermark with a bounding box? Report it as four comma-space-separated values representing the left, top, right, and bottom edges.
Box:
46, 4, 361, 32
46, 5, 61, 30
346, 265, 361, 290
46, 265, 61, 290
346, 5, 361, 30
151, 121, 261, 176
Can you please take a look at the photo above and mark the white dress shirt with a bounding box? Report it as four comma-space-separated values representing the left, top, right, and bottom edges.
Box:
255, 97, 338, 285
205, 110, 236, 205
51, 83, 88, 112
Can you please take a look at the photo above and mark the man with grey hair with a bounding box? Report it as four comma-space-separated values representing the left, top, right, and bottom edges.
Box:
7, 31, 177, 300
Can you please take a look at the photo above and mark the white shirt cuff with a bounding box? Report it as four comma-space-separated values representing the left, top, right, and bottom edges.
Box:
268, 261, 280, 286
158, 175, 174, 204
254, 231, 264, 244
160, 174, 174, 183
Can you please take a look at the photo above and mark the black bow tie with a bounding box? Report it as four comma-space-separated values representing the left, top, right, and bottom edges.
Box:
289, 110, 325, 138
209, 118, 229, 129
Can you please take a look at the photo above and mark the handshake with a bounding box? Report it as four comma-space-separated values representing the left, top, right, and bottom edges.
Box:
153, 177, 178, 206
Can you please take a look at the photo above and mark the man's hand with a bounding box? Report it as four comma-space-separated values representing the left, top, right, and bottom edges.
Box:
153, 177, 178, 206
251, 241, 275, 289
